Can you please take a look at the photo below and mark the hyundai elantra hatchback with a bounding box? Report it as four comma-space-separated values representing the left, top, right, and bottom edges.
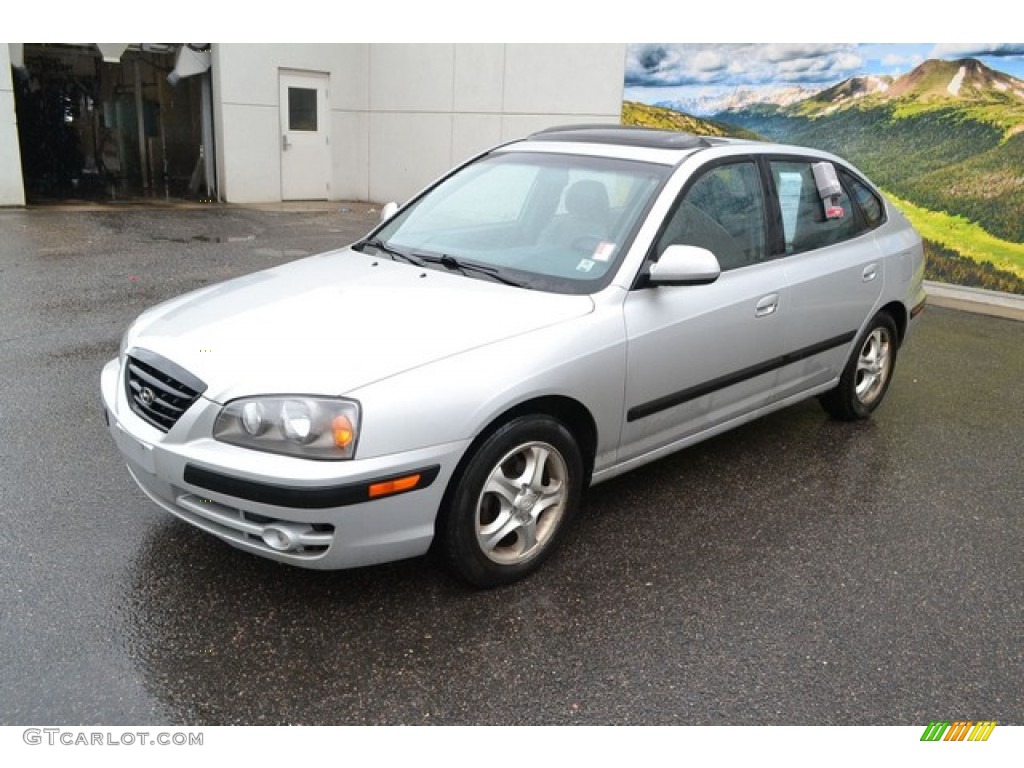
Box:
101, 125, 925, 587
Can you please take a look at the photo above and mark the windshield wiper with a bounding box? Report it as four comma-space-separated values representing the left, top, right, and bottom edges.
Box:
358, 241, 527, 288
419, 253, 527, 288
356, 238, 423, 266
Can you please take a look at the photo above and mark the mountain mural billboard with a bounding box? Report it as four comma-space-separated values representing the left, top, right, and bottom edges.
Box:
623, 44, 1024, 295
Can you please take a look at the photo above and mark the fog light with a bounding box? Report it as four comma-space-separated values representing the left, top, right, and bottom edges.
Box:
261, 525, 298, 552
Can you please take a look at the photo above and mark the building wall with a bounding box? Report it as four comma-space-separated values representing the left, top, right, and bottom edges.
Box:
0, 44, 26, 206
212, 43, 626, 204
211, 43, 370, 204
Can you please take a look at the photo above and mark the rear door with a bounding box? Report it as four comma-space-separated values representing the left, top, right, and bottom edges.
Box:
767, 158, 885, 401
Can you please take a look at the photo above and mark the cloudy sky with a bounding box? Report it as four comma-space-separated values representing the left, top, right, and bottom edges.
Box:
623, 43, 1024, 108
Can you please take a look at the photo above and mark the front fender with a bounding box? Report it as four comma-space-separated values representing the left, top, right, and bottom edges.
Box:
348, 304, 627, 471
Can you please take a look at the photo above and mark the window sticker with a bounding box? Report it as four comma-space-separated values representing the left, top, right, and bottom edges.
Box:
812, 162, 842, 199
592, 241, 616, 262
576, 258, 596, 273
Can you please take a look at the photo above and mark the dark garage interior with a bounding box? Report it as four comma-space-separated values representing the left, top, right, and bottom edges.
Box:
12, 43, 216, 203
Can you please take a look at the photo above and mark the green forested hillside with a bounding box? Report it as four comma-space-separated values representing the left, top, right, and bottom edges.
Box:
621, 101, 760, 140
628, 59, 1024, 291
721, 105, 1024, 242
716, 59, 1024, 252
719, 102, 1024, 287
901, 132, 1024, 244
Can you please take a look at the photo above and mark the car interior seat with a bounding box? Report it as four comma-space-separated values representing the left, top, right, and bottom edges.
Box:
543, 179, 611, 249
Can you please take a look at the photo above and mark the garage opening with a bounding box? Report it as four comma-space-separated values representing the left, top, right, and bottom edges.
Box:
12, 43, 217, 204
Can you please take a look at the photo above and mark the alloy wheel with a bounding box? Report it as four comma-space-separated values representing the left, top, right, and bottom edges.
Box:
855, 327, 893, 405
474, 441, 569, 565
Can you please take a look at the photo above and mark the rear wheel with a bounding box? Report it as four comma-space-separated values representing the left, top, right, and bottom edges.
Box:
438, 415, 582, 588
819, 312, 898, 421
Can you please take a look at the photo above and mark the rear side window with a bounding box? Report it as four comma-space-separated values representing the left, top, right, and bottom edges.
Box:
770, 161, 866, 254
842, 171, 885, 229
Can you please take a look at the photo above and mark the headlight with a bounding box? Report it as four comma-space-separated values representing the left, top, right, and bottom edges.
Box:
241, 401, 268, 436
213, 396, 360, 460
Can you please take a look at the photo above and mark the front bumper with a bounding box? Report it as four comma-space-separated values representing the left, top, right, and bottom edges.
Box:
101, 357, 468, 569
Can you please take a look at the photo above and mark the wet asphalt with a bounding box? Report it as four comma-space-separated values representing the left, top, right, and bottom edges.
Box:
0, 203, 1021, 726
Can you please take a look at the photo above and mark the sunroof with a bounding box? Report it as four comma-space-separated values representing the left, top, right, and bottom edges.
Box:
527, 125, 713, 150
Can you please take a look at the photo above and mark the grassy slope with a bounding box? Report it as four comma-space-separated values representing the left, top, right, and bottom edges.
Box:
922, 240, 1024, 294
886, 192, 1024, 279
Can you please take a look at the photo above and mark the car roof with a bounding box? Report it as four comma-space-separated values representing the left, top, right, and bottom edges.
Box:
527, 124, 734, 150
497, 124, 853, 173
503, 124, 754, 165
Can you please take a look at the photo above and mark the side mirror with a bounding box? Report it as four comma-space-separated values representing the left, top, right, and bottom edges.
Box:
380, 201, 399, 223
646, 244, 721, 286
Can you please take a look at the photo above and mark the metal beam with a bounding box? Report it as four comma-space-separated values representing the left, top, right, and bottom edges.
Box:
134, 59, 149, 192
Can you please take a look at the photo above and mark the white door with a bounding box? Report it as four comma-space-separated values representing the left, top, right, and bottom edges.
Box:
279, 71, 330, 200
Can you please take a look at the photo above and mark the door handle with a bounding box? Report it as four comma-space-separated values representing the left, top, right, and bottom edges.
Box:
862, 263, 878, 282
755, 293, 779, 317
282, 134, 291, 151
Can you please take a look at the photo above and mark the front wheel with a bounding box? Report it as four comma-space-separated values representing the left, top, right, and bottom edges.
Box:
819, 312, 899, 421
438, 415, 583, 588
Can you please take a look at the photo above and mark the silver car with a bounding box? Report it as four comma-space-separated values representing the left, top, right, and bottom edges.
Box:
101, 126, 925, 587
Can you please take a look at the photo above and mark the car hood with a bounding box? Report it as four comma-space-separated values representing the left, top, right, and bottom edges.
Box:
125, 248, 595, 402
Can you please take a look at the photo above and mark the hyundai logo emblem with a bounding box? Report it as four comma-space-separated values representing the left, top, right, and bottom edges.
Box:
139, 386, 155, 406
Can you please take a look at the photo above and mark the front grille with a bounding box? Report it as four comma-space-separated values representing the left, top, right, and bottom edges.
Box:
125, 349, 207, 432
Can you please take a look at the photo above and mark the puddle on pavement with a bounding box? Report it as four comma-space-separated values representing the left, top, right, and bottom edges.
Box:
253, 248, 310, 258
150, 234, 256, 244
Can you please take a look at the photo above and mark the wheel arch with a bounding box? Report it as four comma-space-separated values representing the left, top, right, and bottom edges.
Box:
434, 394, 598, 534
495, 395, 598, 483
879, 300, 908, 346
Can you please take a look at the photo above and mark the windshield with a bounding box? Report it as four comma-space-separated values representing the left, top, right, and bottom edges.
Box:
369, 151, 670, 294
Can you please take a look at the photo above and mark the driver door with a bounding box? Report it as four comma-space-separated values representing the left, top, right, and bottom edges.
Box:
620, 159, 789, 462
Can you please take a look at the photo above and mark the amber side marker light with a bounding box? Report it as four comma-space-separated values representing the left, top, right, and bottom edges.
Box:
368, 474, 422, 499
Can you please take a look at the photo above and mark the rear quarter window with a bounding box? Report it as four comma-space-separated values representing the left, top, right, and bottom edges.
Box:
842, 171, 885, 230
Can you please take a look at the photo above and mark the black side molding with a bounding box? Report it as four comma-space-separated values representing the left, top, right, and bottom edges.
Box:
627, 331, 857, 422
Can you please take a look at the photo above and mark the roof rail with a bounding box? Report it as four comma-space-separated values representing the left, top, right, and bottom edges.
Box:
528, 125, 713, 150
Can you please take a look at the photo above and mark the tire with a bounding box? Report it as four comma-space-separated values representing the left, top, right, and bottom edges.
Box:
819, 311, 899, 421
438, 415, 583, 588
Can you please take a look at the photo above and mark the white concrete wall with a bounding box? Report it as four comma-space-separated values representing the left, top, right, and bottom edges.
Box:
213, 43, 626, 204
0, 44, 26, 206
367, 43, 627, 203
212, 43, 370, 204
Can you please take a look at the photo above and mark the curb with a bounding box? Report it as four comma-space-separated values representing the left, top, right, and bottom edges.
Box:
924, 281, 1024, 323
